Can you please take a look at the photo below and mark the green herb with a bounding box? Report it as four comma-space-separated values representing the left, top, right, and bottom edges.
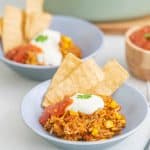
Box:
77, 94, 92, 99
35, 35, 48, 42
144, 33, 150, 40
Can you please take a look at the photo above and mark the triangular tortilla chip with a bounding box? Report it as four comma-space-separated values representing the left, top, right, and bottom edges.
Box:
25, 12, 51, 41
26, 0, 44, 13
93, 60, 129, 96
50, 53, 82, 88
42, 59, 104, 107
2, 6, 25, 53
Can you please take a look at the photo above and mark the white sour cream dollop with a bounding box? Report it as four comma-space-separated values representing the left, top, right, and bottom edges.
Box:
67, 93, 104, 114
31, 29, 63, 66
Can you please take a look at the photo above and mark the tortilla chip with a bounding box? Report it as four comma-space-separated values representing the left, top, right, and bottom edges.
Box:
25, 12, 51, 41
0, 17, 3, 38
2, 6, 25, 53
26, 0, 44, 13
93, 60, 129, 96
42, 59, 104, 107
50, 53, 82, 88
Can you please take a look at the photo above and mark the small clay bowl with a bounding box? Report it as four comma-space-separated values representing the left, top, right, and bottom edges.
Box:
125, 26, 150, 81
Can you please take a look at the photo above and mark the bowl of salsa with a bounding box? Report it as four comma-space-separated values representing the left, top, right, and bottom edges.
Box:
126, 26, 150, 81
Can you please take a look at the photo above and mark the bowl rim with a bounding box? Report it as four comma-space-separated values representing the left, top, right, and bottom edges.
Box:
125, 25, 150, 54
21, 80, 149, 146
0, 15, 104, 70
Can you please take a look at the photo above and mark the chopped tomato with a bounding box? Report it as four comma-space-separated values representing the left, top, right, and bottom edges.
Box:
6, 44, 42, 64
39, 96, 73, 126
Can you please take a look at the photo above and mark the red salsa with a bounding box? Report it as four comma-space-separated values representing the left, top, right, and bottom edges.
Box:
39, 96, 73, 126
130, 26, 150, 50
6, 44, 42, 64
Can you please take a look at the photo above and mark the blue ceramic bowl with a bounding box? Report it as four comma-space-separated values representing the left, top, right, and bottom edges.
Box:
21, 80, 148, 150
0, 15, 103, 81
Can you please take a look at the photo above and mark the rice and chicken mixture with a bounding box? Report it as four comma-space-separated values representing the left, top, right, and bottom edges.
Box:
43, 95, 126, 141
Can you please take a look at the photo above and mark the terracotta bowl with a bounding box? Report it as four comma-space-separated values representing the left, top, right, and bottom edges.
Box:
125, 26, 150, 81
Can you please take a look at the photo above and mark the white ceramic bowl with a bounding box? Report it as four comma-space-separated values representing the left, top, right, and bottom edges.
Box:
0, 16, 103, 81
21, 80, 148, 150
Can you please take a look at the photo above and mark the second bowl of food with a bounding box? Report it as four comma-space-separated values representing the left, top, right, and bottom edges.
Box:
0, 5, 103, 81
21, 54, 148, 150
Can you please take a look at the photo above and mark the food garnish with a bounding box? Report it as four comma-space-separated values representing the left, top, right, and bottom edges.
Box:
66, 93, 104, 114
35, 35, 48, 42
77, 94, 92, 99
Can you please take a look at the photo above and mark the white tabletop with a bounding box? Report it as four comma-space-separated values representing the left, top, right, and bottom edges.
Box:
0, 1, 150, 149
0, 34, 150, 150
